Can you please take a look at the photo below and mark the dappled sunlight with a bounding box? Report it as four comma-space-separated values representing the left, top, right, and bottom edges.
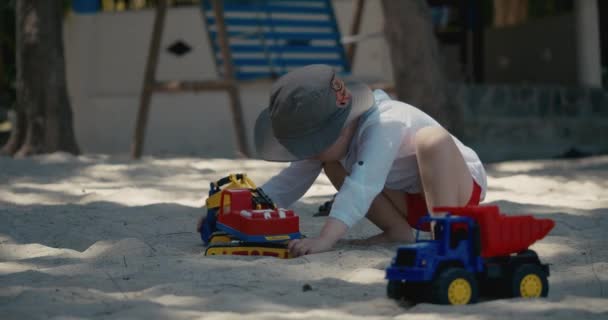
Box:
151, 294, 207, 308
0, 242, 79, 260
340, 267, 386, 284
526, 241, 578, 260
1, 154, 607, 319
0, 155, 309, 208
168, 310, 381, 320
486, 173, 608, 210
186, 158, 290, 172
0, 155, 313, 209
400, 296, 608, 320
0, 184, 205, 207
0, 261, 38, 275
491, 161, 552, 173
0, 239, 152, 277
32, 152, 86, 164
480, 296, 608, 314
488, 156, 608, 175
0, 184, 91, 205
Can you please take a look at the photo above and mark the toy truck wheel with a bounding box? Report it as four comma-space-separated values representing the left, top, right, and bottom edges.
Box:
511, 264, 548, 298
517, 249, 539, 260
431, 268, 479, 305
388, 281, 425, 301
402, 282, 428, 302
387, 280, 404, 300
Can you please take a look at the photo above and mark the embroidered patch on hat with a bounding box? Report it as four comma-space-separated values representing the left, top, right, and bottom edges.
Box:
331, 77, 351, 108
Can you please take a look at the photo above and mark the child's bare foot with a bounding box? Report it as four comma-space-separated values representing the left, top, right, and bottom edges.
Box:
348, 231, 414, 246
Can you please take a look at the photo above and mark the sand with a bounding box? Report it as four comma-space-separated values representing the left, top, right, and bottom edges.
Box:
1, 153, 607, 319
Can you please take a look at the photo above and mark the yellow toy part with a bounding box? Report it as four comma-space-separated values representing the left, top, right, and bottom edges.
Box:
208, 232, 235, 244
206, 173, 257, 209
519, 274, 543, 298
205, 242, 293, 259
432, 268, 478, 305
511, 263, 548, 298
447, 277, 473, 305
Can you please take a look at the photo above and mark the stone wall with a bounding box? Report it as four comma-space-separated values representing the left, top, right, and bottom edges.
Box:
455, 85, 608, 162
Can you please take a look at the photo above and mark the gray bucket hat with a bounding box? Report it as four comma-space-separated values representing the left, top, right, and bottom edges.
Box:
254, 64, 374, 161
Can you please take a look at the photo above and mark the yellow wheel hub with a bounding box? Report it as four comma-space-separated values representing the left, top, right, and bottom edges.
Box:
448, 278, 472, 305
520, 274, 543, 297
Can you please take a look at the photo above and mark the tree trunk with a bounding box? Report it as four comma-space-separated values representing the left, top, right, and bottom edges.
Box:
381, 0, 463, 136
2, 0, 79, 157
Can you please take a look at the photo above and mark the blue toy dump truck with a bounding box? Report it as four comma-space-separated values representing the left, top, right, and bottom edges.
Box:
385, 205, 555, 305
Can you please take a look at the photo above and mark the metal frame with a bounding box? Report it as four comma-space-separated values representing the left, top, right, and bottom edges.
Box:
131, 0, 250, 159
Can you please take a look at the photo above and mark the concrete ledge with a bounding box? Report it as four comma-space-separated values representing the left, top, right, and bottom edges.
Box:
455, 85, 608, 162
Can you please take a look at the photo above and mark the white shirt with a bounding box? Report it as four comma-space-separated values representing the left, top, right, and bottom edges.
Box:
261, 90, 487, 228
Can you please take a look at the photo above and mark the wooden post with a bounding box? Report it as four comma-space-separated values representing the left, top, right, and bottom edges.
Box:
346, 0, 365, 66
0, 50, 5, 93
131, 0, 167, 159
132, 0, 250, 159
211, 0, 250, 157
575, 0, 602, 88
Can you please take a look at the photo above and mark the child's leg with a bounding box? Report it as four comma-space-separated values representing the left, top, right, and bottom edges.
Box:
323, 162, 414, 244
414, 127, 474, 215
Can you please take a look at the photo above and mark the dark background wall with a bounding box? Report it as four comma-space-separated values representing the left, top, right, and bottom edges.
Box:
456, 85, 608, 162
599, 0, 608, 86
484, 13, 577, 86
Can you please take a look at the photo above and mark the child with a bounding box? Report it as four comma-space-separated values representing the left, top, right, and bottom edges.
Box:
255, 64, 486, 257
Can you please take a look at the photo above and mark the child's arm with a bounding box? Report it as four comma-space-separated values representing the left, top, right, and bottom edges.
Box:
261, 159, 322, 208
330, 121, 405, 225
289, 120, 406, 256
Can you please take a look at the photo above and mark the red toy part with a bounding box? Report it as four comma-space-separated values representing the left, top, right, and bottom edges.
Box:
218, 189, 300, 237
434, 205, 555, 258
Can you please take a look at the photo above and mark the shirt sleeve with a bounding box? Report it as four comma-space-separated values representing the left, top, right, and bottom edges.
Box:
329, 120, 405, 227
260, 160, 323, 208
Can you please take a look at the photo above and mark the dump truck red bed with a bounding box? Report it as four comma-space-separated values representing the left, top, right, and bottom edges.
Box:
434, 206, 555, 258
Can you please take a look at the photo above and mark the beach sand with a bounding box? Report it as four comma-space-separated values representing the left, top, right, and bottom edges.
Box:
1, 153, 607, 319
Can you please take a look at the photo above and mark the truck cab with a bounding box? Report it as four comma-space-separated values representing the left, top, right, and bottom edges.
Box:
386, 215, 485, 283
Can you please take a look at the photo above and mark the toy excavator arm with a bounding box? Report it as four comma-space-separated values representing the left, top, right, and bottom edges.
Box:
213, 173, 257, 190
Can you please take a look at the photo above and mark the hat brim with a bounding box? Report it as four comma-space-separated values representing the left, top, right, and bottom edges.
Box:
254, 82, 374, 161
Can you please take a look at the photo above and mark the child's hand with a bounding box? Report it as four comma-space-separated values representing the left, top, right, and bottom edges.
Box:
288, 236, 336, 257
288, 217, 348, 257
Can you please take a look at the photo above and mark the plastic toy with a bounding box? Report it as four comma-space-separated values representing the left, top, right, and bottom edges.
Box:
385, 205, 555, 305
200, 174, 302, 259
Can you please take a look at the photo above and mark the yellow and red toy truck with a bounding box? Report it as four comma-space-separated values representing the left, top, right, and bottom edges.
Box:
199, 174, 302, 258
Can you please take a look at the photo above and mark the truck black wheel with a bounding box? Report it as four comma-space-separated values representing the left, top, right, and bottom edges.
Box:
511, 264, 549, 298
431, 268, 479, 305
515, 250, 541, 265
387, 280, 404, 300
402, 282, 428, 302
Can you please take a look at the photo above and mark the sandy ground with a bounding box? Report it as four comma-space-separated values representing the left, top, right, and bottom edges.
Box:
0, 153, 607, 320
